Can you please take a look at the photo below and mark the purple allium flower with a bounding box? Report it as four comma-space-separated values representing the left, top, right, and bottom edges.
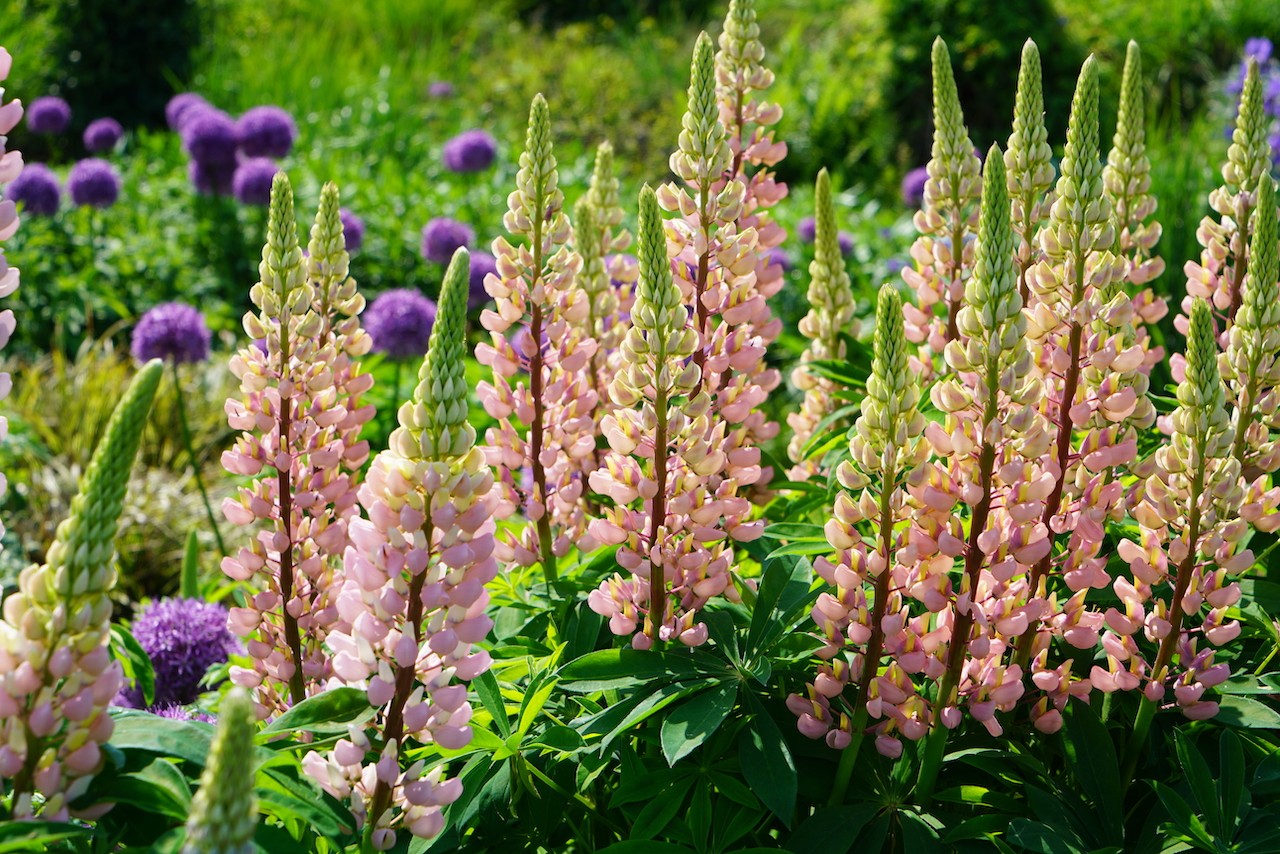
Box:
443, 129, 498, 173
340, 207, 365, 253
886, 257, 905, 274
232, 157, 281, 206
182, 109, 237, 166
235, 105, 298, 158
122, 598, 237, 708
189, 159, 235, 196
797, 216, 816, 243
421, 217, 474, 264
67, 158, 121, 208
764, 246, 792, 272
166, 92, 208, 131
25, 96, 71, 135
428, 81, 455, 98
132, 302, 212, 364
4, 163, 61, 216
82, 117, 124, 153
469, 250, 498, 307
902, 166, 929, 207
152, 704, 214, 723
838, 231, 855, 257
1246, 37, 1274, 64
364, 289, 437, 359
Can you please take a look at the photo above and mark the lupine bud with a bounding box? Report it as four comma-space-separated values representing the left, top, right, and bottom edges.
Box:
1005, 39, 1055, 303
182, 689, 257, 854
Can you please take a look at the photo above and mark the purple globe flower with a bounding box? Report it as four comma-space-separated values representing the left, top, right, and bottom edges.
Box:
902, 166, 929, 207
121, 598, 237, 708
797, 216, 816, 243
838, 231, 855, 257
443, 129, 498, 173
365, 289, 437, 359
67, 158, 121, 208
469, 250, 498, 307
182, 109, 237, 166
26, 96, 71, 134
152, 704, 215, 723
82, 117, 124, 153
886, 257, 906, 274
763, 246, 793, 272
428, 81, 455, 98
340, 207, 365, 253
421, 217, 474, 264
4, 163, 61, 216
232, 157, 281, 206
235, 105, 298, 159
1246, 37, 1274, 64
132, 302, 211, 364
189, 159, 235, 196
166, 92, 209, 131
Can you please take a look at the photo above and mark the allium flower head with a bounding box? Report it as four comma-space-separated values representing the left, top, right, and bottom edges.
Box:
232, 157, 281, 206
25, 95, 70, 134
443, 129, 497, 173
121, 598, 237, 708
421, 216, 474, 264
67, 158, 121, 208
82, 117, 123, 153
182, 109, 237, 166
902, 166, 929, 207
235, 105, 297, 158
468, 250, 497, 307
427, 80, 455, 98
132, 302, 212, 364
364, 288, 436, 358
797, 216, 816, 243
166, 92, 208, 131
5, 162, 61, 216
339, 207, 365, 253
1246, 37, 1274, 64
838, 230, 854, 257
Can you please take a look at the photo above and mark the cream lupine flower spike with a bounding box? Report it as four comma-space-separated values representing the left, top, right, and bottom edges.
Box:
182, 689, 257, 854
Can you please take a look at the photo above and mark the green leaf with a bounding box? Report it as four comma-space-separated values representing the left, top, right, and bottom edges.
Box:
107, 771, 190, 820
900, 812, 947, 854
935, 785, 1022, 813
739, 696, 796, 827
687, 782, 712, 853
515, 676, 558, 741
1174, 730, 1221, 838
1008, 819, 1090, 854
661, 680, 738, 765
745, 552, 813, 658
806, 359, 868, 388
766, 540, 833, 558
261, 687, 371, 735
1062, 701, 1124, 843
1220, 729, 1245, 839
595, 844, 693, 854
631, 777, 694, 840
595, 680, 717, 751
558, 648, 710, 691
611, 769, 691, 808
762, 523, 827, 540
258, 767, 356, 842
109, 711, 213, 766
526, 725, 584, 753
0, 822, 92, 852
1217, 695, 1280, 729
1151, 780, 1217, 849
181, 528, 200, 599
473, 668, 511, 738
111, 625, 155, 708
785, 804, 878, 853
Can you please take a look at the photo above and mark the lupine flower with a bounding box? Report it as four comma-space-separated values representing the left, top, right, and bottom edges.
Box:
305, 248, 492, 847
118, 598, 237, 708
235, 105, 297, 158
82, 117, 123, 153
340, 207, 365, 253
420, 217, 474, 264
182, 689, 256, 854
166, 92, 208, 131
5, 162, 60, 216
0, 360, 163, 819
0, 46, 22, 563
787, 168, 857, 480
132, 302, 211, 364
67, 158, 120, 208
364, 289, 436, 359
189, 159, 235, 196
427, 81, 455, 98
901, 166, 928, 207
25, 95, 70, 134
1004, 39, 1055, 303
232, 157, 281, 206
221, 175, 374, 718
443, 129, 497, 173
468, 250, 497, 307
182, 109, 238, 166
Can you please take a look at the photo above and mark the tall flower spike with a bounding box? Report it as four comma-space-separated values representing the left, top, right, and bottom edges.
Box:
1005, 39, 1055, 304
0, 46, 22, 553
1104, 41, 1164, 287
477, 94, 595, 580
309, 248, 494, 845
788, 168, 856, 479
903, 37, 982, 362
182, 689, 257, 854
0, 360, 164, 819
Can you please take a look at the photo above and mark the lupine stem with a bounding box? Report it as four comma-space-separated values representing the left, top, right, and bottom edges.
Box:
528, 167, 558, 584
648, 385, 670, 648
173, 360, 227, 558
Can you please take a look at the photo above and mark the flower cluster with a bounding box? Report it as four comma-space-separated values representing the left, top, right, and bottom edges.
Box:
132, 301, 212, 364
26, 95, 70, 135
442, 129, 497, 173
82, 117, 122, 153
1226, 38, 1280, 165
117, 597, 237, 709
167, 94, 299, 203
364, 289, 437, 359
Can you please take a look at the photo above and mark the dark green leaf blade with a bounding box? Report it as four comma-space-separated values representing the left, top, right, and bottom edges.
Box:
661, 680, 737, 765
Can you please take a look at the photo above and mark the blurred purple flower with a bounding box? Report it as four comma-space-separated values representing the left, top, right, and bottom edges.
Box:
443, 129, 497, 173
26, 96, 71, 134
797, 216, 816, 243
469, 250, 498, 307
764, 246, 792, 272
182, 109, 237, 166
189, 159, 235, 196
82, 117, 123, 153
902, 166, 929, 207
1246, 37, 1274, 64
152, 704, 215, 723
232, 157, 281, 206
132, 302, 211, 364
365, 289, 437, 358
67, 158, 121, 208
838, 231, 855, 257
236, 105, 298, 158
886, 257, 905, 274
1265, 74, 1280, 117
428, 81, 455, 98
165, 93, 209, 131
4, 163, 61, 216
120, 598, 237, 708
340, 207, 365, 253
421, 217, 474, 264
